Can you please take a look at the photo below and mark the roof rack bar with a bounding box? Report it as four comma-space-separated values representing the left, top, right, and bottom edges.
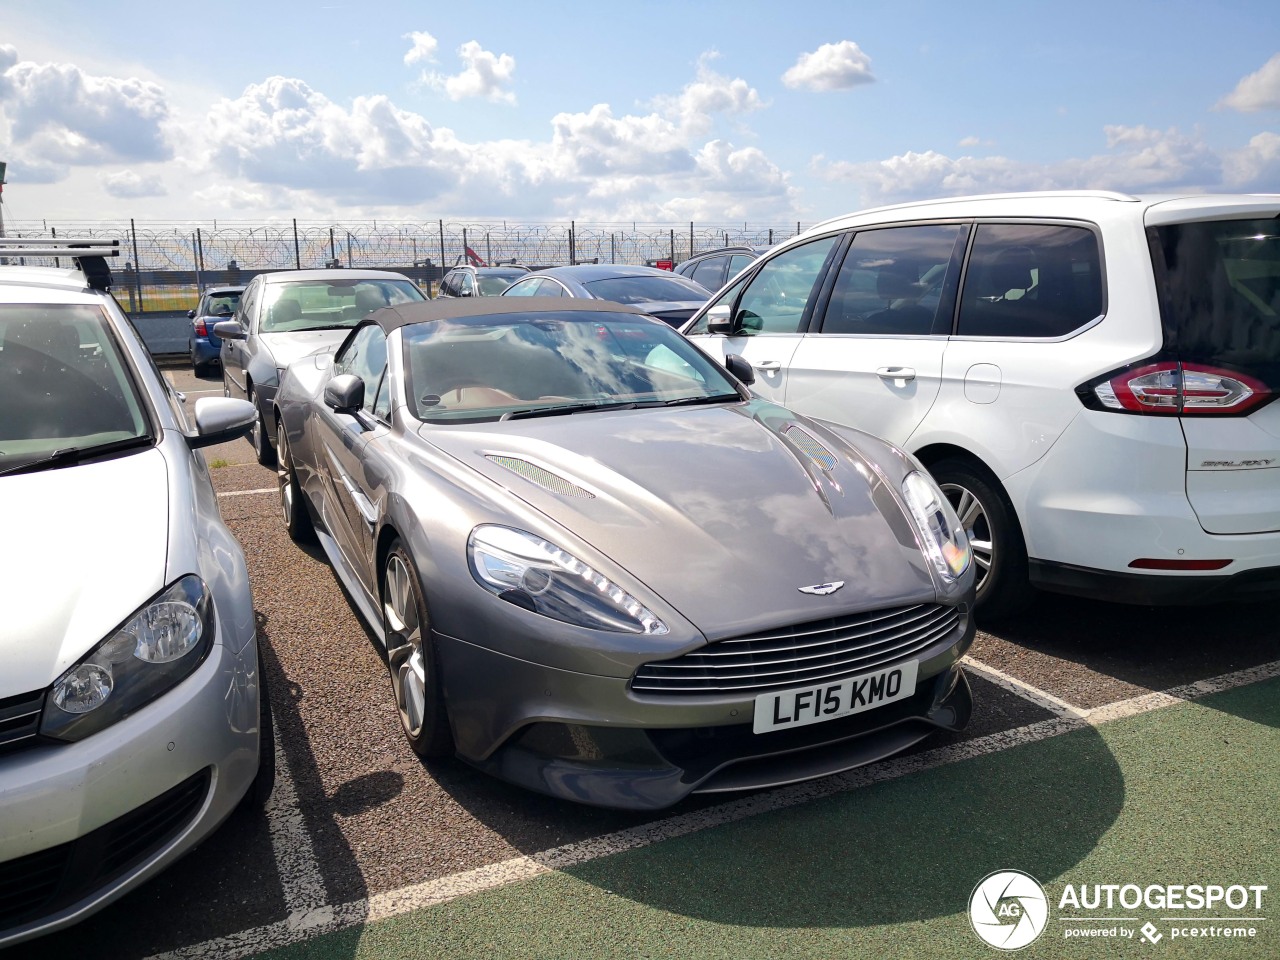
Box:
0, 239, 120, 257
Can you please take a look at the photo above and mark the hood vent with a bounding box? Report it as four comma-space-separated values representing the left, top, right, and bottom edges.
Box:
486, 456, 595, 499
783, 425, 838, 473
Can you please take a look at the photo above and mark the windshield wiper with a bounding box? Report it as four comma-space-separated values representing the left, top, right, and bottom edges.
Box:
0, 435, 154, 477
501, 400, 641, 421
662, 392, 742, 406
295, 323, 357, 332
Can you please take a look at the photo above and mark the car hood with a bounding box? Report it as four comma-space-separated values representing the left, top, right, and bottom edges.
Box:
421, 402, 936, 639
261, 329, 352, 367
0, 449, 170, 696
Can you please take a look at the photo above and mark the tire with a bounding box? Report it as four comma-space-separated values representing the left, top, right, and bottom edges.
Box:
382, 541, 453, 758
276, 417, 314, 543
193, 357, 211, 377
247, 388, 276, 467
238, 647, 276, 814
928, 457, 1035, 620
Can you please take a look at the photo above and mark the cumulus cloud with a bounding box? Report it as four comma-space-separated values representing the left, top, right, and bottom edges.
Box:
1218, 53, 1280, 112
1223, 131, 1280, 189
402, 31, 439, 66
813, 125, 1226, 205
782, 40, 875, 91
422, 40, 517, 104
102, 169, 167, 198
652, 54, 765, 136
0, 51, 171, 168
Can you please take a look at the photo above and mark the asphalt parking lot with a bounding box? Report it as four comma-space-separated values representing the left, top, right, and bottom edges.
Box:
8, 362, 1278, 960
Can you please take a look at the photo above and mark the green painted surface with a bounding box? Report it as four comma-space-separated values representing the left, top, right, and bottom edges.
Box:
257, 678, 1279, 959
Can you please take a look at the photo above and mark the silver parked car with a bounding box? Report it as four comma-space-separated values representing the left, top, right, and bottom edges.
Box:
216, 268, 426, 465
273, 297, 976, 810
0, 241, 269, 948
501, 264, 711, 326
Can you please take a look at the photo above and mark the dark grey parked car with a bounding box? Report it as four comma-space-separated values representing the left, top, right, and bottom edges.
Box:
502, 264, 711, 326
673, 245, 769, 293
215, 269, 426, 465
436, 264, 530, 298
272, 297, 977, 810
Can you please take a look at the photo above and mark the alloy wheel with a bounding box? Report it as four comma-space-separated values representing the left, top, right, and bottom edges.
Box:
940, 481, 994, 591
383, 555, 427, 739
277, 429, 293, 527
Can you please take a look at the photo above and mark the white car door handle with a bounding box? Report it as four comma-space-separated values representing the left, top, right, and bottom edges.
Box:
876, 366, 916, 382
755, 360, 783, 372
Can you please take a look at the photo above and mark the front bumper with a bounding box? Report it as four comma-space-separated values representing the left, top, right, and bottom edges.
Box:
437, 611, 973, 810
0, 636, 261, 948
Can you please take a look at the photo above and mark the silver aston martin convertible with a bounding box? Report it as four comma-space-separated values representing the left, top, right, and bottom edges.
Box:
273, 298, 976, 809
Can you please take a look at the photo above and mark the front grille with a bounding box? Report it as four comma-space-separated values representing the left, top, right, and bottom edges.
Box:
633, 603, 961, 697
0, 768, 211, 933
0, 689, 44, 754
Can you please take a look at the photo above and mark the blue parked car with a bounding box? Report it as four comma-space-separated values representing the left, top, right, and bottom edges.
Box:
189, 285, 244, 376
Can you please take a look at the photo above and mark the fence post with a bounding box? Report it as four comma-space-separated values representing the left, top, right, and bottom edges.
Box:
346, 231, 353, 268
130, 218, 143, 312
689, 221, 694, 260
486, 232, 491, 266
329, 227, 336, 265
569, 221, 575, 265
193, 233, 202, 292
610, 233, 615, 264
51, 226, 59, 268
438, 220, 445, 276
669, 228, 675, 264
769, 228, 773, 245
462, 227, 468, 266
293, 219, 301, 269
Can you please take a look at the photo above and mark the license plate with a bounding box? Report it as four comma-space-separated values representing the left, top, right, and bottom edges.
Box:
752, 661, 919, 734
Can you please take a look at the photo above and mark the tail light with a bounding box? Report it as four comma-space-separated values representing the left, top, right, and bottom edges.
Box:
1081, 361, 1271, 417
193, 318, 208, 337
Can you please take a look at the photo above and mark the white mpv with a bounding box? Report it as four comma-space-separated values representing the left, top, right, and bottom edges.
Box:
683, 192, 1280, 617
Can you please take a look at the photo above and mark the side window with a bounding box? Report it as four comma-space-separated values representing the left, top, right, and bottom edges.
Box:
684, 273, 751, 335
459, 273, 475, 296
439, 272, 458, 297
333, 324, 388, 414
503, 278, 542, 297
734, 235, 839, 334
690, 256, 728, 291
820, 224, 965, 336
957, 223, 1103, 338
538, 280, 566, 298
727, 254, 756, 280
238, 282, 259, 331
372, 367, 393, 421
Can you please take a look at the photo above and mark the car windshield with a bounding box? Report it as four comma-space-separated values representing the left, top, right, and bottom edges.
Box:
0, 303, 151, 471
260, 279, 425, 332
403, 310, 741, 423
477, 273, 525, 296
201, 290, 241, 317
583, 275, 710, 304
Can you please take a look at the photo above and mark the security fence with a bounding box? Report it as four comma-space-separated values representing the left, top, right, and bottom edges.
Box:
1, 218, 807, 312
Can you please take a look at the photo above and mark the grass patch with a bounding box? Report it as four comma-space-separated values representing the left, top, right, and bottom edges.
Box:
207, 457, 230, 469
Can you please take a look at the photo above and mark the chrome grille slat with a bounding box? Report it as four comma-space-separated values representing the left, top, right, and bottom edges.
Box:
632, 604, 961, 697
657, 607, 954, 666
0, 689, 45, 753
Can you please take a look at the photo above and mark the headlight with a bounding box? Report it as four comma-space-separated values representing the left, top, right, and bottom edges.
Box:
901, 471, 971, 582
468, 525, 668, 635
40, 576, 215, 742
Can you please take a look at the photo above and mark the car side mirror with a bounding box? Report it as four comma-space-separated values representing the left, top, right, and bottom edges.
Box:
724, 354, 755, 386
706, 304, 733, 334
324, 373, 365, 414
212, 320, 246, 341
187, 309, 196, 319
189, 397, 256, 448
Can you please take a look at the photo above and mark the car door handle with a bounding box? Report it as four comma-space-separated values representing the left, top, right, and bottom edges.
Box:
754, 360, 783, 372
876, 366, 916, 382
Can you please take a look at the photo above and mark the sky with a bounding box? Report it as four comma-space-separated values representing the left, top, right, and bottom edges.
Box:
1, 0, 1278, 226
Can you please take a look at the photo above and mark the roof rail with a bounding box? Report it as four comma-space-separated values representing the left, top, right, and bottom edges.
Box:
0, 238, 119, 291
808, 189, 1143, 233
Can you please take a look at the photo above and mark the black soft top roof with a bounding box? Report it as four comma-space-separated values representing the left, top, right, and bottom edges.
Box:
366, 296, 649, 333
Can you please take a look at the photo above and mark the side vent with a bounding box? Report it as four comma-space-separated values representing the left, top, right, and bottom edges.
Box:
486, 456, 595, 498
783, 425, 838, 473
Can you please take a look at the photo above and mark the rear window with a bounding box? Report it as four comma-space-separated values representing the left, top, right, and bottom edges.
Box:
583, 275, 710, 304
957, 223, 1103, 338
1150, 218, 1280, 383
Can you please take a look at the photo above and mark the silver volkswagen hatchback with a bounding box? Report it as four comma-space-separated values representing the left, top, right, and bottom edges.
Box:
0, 241, 270, 948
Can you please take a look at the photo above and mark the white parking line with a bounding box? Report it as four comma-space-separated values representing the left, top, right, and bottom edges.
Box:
961, 656, 1090, 720
217, 488, 276, 498
142, 657, 1280, 960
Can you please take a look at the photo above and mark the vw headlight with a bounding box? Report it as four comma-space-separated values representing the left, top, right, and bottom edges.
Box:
901, 471, 971, 582
41, 575, 215, 741
468, 525, 668, 635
